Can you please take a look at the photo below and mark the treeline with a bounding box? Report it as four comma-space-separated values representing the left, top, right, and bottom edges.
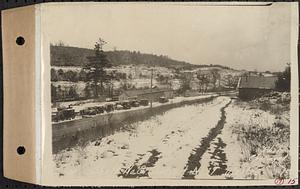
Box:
51, 45, 191, 69
50, 45, 234, 70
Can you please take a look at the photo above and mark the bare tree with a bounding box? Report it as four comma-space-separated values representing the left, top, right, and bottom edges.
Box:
197, 74, 209, 93
211, 69, 220, 90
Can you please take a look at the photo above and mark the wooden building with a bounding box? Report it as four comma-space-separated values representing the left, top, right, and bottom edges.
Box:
237, 75, 278, 100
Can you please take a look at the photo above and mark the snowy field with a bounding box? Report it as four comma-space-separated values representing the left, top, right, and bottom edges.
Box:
53, 93, 290, 180
53, 96, 231, 179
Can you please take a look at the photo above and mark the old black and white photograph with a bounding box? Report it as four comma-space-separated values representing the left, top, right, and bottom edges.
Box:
44, 2, 298, 185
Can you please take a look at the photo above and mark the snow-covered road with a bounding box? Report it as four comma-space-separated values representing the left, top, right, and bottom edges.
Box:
53, 96, 232, 179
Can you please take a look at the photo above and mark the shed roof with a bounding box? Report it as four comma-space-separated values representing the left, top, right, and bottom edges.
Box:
238, 76, 278, 89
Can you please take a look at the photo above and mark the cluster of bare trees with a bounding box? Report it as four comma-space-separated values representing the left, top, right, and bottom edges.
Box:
51, 69, 87, 82
51, 84, 79, 102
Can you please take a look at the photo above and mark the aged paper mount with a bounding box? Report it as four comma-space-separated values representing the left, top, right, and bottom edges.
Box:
2, 2, 299, 186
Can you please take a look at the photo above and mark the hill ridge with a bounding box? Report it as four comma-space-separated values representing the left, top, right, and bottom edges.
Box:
50, 45, 234, 70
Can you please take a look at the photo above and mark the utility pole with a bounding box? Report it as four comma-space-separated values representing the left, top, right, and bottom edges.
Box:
150, 68, 153, 108
110, 81, 114, 98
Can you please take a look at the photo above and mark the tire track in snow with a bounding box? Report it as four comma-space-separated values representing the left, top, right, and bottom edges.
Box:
118, 149, 162, 178
116, 99, 221, 179
182, 99, 232, 179
207, 137, 232, 178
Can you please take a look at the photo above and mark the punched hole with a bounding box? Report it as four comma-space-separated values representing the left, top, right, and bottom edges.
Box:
16, 36, 25, 46
17, 146, 26, 155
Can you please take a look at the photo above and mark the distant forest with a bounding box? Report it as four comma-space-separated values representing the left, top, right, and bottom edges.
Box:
50, 45, 233, 70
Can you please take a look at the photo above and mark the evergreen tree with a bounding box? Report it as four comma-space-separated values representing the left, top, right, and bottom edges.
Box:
85, 38, 112, 98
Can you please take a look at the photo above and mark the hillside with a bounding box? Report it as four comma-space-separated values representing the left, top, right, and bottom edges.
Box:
50, 45, 234, 70
51, 45, 192, 69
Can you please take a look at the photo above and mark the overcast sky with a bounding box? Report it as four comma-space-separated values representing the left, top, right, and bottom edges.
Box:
43, 2, 293, 72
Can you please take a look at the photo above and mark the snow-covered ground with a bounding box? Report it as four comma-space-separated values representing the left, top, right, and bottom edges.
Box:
221, 98, 290, 179
53, 96, 231, 179
52, 92, 290, 180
